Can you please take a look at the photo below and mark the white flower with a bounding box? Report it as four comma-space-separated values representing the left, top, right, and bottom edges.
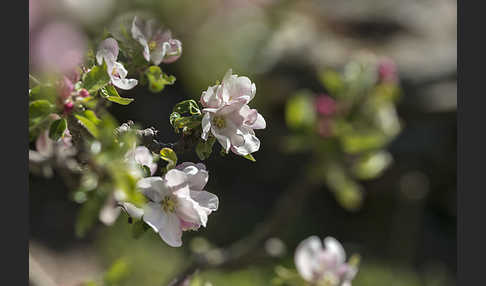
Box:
131, 16, 182, 65
137, 162, 218, 247
99, 190, 144, 226
125, 146, 157, 176
96, 37, 138, 90
295, 236, 358, 286
200, 69, 266, 156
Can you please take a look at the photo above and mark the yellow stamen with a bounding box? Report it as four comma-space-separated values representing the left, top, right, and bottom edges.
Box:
161, 196, 177, 213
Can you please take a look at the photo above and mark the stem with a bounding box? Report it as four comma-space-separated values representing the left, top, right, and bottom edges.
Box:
165, 173, 319, 285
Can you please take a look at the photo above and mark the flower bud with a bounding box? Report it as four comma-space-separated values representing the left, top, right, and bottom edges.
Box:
315, 94, 336, 116
378, 58, 398, 83
78, 88, 90, 98
64, 101, 74, 113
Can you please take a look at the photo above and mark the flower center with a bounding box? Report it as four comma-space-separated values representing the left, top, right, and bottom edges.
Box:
212, 116, 226, 129
161, 196, 177, 213
149, 40, 157, 51
111, 69, 120, 78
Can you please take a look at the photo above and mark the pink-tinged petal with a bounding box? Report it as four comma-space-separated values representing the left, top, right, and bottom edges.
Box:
231, 127, 260, 156
250, 113, 266, 129
218, 98, 247, 116
96, 37, 119, 65
174, 186, 208, 227
201, 85, 222, 108
164, 169, 188, 189
60, 76, 74, 100
150, 41, 169, 66
176, 162, 209, 191
131, 16, 150, 62
36, 131, 53, 157
212, 127, 231, 153
137, 177, 168, 203
143, 202, 182, 247
201, 113, 211, 141
179, 219, 200, 231
323, 237, 346, 265
295, 236, 324, 282
134, 146, 153, 166
162, 39, 182, 63
190, 191, 219, 212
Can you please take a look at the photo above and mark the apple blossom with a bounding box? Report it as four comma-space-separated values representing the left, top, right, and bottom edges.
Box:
96, 37, 138, 90
295, 236, 358, 286
125, 146, 158, 176
99, 190, 144, 226
131, 16, 182, 65
137, 162, 218, 247
200, 69, 266, 156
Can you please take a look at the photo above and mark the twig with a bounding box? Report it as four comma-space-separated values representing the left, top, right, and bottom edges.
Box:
165, 173, 320, 286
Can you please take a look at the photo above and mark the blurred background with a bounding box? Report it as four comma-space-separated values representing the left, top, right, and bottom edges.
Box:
29, 0, 456, 285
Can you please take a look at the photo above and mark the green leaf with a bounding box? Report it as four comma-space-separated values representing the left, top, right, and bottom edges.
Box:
173, 100, 201, 115
351, 151, 392, 180
81, 62, 111, 94
243, 154, 256, 162
100, 85, 134, 105
75, 110, 101, 138
160, 148, 178, 171
145, 65, 176, 93
319, 69, 344, 95
48, 118, 67, 141
285, 91, 316, 131
196, 137, 216, 161
29, 100, 55, 120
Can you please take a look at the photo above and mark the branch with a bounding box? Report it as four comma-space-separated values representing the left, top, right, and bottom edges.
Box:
166, 173, 320, 286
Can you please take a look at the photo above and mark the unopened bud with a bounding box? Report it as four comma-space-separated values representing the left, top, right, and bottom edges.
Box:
64, 101, 74, 113
78, 88, 90, 98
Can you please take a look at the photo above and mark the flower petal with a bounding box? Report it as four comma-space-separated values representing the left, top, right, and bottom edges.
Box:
162, 39, 182, 63
174, 186, 208, 227
295, 236, 324, 282
212, 127, 231, 153
164, 169, 188, 190
96, 37, 119, 65
143, 202, 182, 247
176, 162, 208, 191
201, 113, 211, 140
190, 191, 219, 212
131, 16, 150, 62
230, 127, 260, 155
121, 202, 144, 220
323, 236, 346, 265
137, 177, 169, 203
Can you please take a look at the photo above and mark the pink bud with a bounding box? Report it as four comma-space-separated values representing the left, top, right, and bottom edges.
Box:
78, 88, 90, 98
59, 76, 74, 100
378, 58, 398, 83
315, 94, 336, 116
64, 101, 74, 113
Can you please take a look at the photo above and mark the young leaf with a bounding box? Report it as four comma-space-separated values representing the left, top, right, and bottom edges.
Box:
285, 91, 316, 131
196, 137, 216, 161
48, 118, 67, 141
160, 148, 178, 171
145, 65, 176, 93
75, 111, 100, 138
319, 69, 344, 95
100, 85, 134, 105
243, 154, 256, 162
82, 62, 111, 94
29, 100, 55, 120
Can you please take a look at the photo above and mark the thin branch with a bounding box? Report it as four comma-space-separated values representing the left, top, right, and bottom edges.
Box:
166, 173, 320, 286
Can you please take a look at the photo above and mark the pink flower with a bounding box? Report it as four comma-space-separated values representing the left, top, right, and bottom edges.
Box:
378, 58, 398, 83
295, 236, 358, 286
315, 94, 336, 116
59, 76, 74, 100
125, 146, 157, 176
31, 21, 86, 75
137, 162, 218, 247
96, 38, 138, 90
131, 16, 182, 65
200, 69, 266, 156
